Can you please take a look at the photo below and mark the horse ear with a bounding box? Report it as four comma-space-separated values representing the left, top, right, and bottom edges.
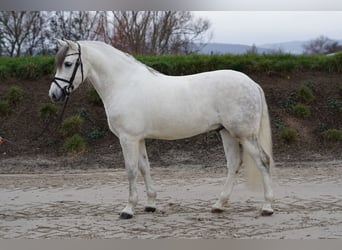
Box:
57, 39, 67, 48
64, 39, 79, 51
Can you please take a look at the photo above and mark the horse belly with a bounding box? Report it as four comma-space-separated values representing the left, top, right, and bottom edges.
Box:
146, 103, 220, 140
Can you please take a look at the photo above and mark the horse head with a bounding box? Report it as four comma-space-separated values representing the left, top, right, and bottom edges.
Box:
49, 39, 86, 102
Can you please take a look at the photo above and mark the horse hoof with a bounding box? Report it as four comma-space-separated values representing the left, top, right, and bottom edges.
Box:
145, 207, 156, 213
211, 207, 224, 213
261, 209, 274, 216
119, 212, 133, 219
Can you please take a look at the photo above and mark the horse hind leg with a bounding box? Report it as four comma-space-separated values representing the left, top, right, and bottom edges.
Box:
212, 129, 241, 213
138, 140, 157, 213
241, 136, 274, 216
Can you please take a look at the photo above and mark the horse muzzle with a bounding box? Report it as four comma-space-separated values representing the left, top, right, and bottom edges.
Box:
49, 85, 67, 103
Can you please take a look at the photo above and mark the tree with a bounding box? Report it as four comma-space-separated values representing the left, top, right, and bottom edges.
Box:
0, 11, 45, 56
0, 11, 212, 56
246, 44, 258, 54
303, 35, 342, 54
48, 11, 102, 52
324, 41, 342, 54
104, 11, 211, 55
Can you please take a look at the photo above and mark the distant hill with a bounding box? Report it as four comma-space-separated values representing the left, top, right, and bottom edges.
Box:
197, 39, 342, 55
197, 43, 272, 55
259, 41, 306, 54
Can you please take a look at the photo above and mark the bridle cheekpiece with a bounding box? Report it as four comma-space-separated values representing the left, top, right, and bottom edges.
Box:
53, 42, 84, 99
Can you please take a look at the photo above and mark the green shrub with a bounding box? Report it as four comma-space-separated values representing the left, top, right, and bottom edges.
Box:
321, 129, 342, 142
302, 81, 317, 93
283, 90, 298, 109
63, 134, 87, 155
0, 100, 10, 116
298, 84, 315, 103
327, 99, 342, 109
6, 86, 24, 106
279, 127, 297, 143
86, 88, 102, 106
60, 115, 83, 137
272, 118, 286, 129
39, 103, 58, 121
88, 128, 105, 139
292, 103, 310, 118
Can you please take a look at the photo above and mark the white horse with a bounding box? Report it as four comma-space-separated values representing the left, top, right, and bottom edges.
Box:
49, 40, 274, 219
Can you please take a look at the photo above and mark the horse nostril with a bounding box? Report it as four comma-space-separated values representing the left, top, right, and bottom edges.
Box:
52, 93, 57, 100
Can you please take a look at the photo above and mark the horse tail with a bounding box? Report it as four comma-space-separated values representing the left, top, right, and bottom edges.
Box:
243, 86, 273, 190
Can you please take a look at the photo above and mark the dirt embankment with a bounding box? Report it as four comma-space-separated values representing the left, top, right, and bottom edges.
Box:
1, 71, 341, 166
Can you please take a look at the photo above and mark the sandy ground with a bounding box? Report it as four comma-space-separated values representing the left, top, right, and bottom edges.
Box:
0, 158, 342, 239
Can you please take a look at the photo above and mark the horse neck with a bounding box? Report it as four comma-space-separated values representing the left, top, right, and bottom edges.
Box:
83, 43, 145, 103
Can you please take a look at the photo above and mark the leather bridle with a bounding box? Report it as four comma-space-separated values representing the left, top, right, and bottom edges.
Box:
52, 42, 84, 99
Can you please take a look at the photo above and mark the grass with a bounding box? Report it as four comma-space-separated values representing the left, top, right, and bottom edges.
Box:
0, 86, 24, 115
279, 127, 297, 143
86, 88, 102, 106
283, 90, 298, 110
6, 86, 24, 106
0, 100, 10, 116
63, 134, 87, 155
321, 129, 342, 142
298, 84, 315, 103
292, 104, 311, 118
39, 103, 58, 121
0, 56, 54, 80
88, 128, 105, 139
60, 115, 83, 138
1, 53, 342, 80
327, 99, 342, 110
137, 53, 342, 75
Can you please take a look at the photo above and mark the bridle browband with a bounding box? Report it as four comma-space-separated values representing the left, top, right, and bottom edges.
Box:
53, 42, 84, 99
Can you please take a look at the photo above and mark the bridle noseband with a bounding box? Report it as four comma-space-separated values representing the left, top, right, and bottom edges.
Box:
53, 42, 84, 99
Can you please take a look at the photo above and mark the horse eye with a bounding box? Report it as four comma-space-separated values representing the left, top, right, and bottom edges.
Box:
64, 62, 73, 67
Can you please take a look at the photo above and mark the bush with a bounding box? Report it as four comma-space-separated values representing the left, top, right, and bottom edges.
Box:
88, 128, 105, 139
86, 88, 102, 106
302, 81, 317, 93
321, 129, 342, 142
292, 103, 310, 118
327, 99, 342, 109
279, 127, 297, 143
63, 134, 87, 155
6, 86, 24, 106
298, 84, 315, 103
39, 103, 58, 121
0, 100, 10, 116
283, 90, 298, 109
60, 115, 83, 137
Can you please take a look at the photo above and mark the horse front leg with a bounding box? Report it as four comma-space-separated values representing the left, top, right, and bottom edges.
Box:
138, 140, 157, 212
119, 135, 140, 219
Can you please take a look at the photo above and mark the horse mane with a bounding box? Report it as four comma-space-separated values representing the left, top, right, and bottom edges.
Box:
123, 52, 161, 76
87, 41, 161, 75
55, 45, 69, 69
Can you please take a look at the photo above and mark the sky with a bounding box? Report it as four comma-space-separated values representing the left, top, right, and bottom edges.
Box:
193, 11, 342, 45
